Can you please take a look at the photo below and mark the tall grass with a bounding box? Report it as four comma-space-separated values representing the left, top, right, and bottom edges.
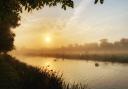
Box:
0, 54, 88, 89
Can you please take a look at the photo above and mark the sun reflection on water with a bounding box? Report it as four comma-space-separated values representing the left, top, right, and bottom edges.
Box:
43, 59, 56, 71
17, 56, 128, 89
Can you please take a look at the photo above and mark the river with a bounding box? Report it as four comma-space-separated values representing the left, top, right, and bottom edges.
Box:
16, 56, 128, 89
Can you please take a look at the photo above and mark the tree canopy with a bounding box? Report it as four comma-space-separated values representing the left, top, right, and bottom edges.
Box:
0, 0, 103, 53
0, 0, 74, 53
0, 0, 74, 28
94, 0, 104, 4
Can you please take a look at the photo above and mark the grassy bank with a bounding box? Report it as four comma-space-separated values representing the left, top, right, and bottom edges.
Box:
26, 53, 128, 63
0, 54, 88, 89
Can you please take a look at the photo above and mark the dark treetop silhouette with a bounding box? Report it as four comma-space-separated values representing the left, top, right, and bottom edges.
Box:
94, 0, 104, 4
0, 0, 74, 54
0, 0, 103, 54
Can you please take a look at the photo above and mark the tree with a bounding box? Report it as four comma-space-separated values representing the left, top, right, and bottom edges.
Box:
0, 0, 103, 54
0, 0, 74, 54
99, 39, 113, 49
0, 28, 15, 54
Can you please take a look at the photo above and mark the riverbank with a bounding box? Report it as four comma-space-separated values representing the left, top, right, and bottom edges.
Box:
0, 54, 87, 89
24, 53, 128, 63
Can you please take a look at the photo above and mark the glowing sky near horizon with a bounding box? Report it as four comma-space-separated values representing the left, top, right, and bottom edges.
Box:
14, 0, 128, 49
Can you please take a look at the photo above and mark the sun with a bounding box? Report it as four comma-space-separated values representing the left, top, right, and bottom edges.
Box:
45, 36, 51, 43
44, 34, 52, 43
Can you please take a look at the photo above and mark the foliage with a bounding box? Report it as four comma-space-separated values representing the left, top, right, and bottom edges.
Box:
0, 0, 74, 53
0, 0, 104, 53
0, 26, 15, 54
0, 54, 88, 89
94, 0, 104, 4
0, 0, 74, 28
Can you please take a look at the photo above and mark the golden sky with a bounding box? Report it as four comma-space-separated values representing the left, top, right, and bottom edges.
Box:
14, 0, 128, 49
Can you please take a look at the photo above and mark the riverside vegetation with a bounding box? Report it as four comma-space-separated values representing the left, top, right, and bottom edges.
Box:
0, 54, 88, 89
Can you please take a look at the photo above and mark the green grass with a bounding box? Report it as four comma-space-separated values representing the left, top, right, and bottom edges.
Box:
0, 54, 88, 89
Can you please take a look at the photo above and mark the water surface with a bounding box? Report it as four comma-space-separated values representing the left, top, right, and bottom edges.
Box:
16, 56, 128, 89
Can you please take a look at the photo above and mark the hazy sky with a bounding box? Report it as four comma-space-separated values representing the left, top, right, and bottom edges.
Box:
14, 0, 128, 49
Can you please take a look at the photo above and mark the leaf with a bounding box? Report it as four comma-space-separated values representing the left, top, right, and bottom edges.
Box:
94, 0, 98, 4
100, 0, 104, 4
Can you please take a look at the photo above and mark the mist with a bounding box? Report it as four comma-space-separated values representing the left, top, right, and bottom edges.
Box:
13, 38, 128, 57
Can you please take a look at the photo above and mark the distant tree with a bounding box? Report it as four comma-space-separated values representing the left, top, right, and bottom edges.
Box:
0, 0, 74, 54
120, 38, 128, 48
0, 0, 104, 54
99, 39, 113, 49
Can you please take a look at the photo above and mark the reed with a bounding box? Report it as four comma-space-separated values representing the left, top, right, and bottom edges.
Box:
0, 54, 88, 89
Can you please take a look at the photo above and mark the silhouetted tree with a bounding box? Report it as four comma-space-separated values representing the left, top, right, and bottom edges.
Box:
0, 0, 104, 54
0, 0, 74, 54
0, 27, 15, 54
99, 39, 113, 49
120, 38, 128, 46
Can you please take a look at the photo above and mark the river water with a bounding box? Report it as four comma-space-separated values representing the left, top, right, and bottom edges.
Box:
16, 56, 128, 89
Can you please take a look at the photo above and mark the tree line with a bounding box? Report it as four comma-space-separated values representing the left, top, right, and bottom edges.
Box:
60, 38, 128, 51
0, 0, 104, 54
0, 0, 74, 54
